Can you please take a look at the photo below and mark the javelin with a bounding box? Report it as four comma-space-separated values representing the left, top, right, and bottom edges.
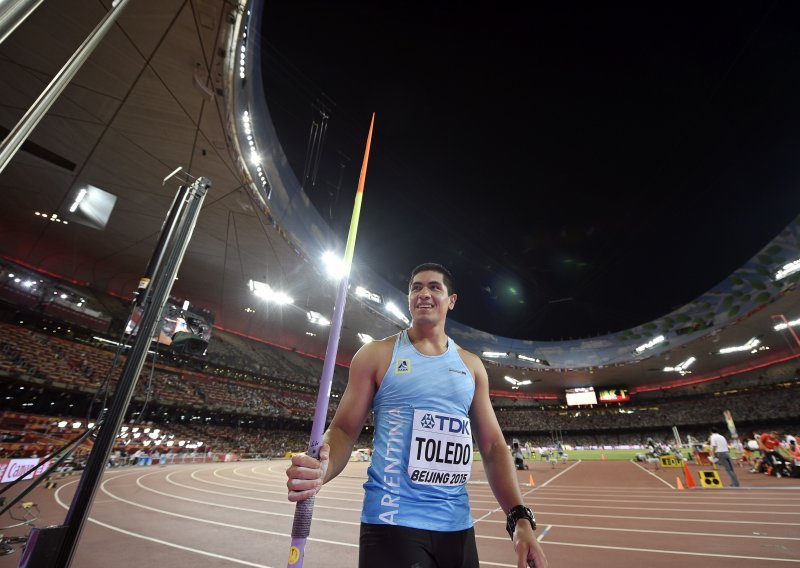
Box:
287, 113, 375, 568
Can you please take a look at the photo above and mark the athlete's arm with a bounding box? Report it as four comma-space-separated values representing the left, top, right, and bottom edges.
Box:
286, 338, 386, 502
465, 350, 548, 568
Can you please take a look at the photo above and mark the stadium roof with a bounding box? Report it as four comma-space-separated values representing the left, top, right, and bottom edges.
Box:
1, 0, 800, 401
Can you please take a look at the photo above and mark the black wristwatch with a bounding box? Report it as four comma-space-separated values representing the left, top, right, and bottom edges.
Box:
506, 505, 536, 539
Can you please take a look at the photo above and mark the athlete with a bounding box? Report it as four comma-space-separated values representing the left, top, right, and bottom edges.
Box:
287, 263, 548, 568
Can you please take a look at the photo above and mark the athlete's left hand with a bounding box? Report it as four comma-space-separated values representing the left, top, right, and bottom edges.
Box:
514, 521, 548, 568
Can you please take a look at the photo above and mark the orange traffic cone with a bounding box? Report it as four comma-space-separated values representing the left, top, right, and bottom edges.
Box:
676, 477, 684, 490
682, 461, 697, 488
601, 451, 606, 461
528, 474, 535, 487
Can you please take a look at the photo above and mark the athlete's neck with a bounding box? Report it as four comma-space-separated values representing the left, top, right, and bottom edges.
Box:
407, 325, 448, 355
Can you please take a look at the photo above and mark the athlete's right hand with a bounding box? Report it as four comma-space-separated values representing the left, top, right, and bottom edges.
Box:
286, 443, 329, 502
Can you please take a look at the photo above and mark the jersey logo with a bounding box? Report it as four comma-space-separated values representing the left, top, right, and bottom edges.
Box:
395, 359, 411, 374
449, 368, 467, 376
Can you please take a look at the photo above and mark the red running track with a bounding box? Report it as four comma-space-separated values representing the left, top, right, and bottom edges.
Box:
1, 459, 798, 567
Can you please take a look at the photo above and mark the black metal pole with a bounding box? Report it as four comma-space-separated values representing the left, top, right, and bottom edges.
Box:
49, 177, 211, 568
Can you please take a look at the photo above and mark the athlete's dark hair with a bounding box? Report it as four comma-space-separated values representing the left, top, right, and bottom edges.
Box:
409, 263, 455, 295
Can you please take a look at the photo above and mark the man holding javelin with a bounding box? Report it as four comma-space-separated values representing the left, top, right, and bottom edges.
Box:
286, 262, 548, 568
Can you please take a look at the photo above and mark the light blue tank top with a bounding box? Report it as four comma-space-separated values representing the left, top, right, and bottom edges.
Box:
361, 329, 475, 530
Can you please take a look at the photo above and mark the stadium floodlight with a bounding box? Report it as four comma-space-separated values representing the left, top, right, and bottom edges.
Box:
248, 279, 293, 305
517, 354, 550, 366
774, 258, 800, 281
719, 337, 760, 354
635, 335, 665, 354
385, 302, 410, 325
358, 333, 374, 344
663, 356, 696, 375
68, 188, 88, 213
322, 251, 347, 280
307, 310, 331, 326
774, 317, 800, 331
355, 285, 382, 304
504, 376, 531, 386
483, 351, 509, 359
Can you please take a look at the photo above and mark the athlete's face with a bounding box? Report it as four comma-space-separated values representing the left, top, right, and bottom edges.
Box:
408, 270, 456, 323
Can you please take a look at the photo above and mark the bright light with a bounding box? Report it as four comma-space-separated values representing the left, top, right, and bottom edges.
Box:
482, 351, 509, 359
355, 286, 382, 304
358, 333, 374, 344
719, 337, 760, 354
774, 318, 800, 331
307, 310, 330, 326
58, 421, 68, 428
664, 356, 696, 375
72, 422, 81, 428
635, 335, 665, 354
322, 251, 347, 280
517, 354, 549, 365
505, 376, 532, 386
69, 188, 88, 213
248, 280, 293, 305
385, 302, 409, 325
775, 258, 800, 280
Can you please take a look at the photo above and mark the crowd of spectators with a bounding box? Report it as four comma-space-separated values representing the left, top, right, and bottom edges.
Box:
0, 317, 798, 457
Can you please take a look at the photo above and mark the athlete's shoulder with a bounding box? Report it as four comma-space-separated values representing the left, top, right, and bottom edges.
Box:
352, 333, 398, 363
454, 345, 486, 378
455, 344, 481, 365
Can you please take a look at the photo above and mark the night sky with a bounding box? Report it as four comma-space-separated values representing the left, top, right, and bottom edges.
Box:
261, 2, 800, 341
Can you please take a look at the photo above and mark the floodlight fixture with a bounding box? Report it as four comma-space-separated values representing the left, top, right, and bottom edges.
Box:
775, 258, 800, 281
635, 335, 665, 354
355, 285, 382, 304
719, 337, 760, 354
517, 354, 550, 366
307, 310, 331, 326
482, 351, 508, 359
322, 251, 347, 280
68, 188, 88, 212
385, 302, 410, 325
663, 356, 696, 375
248, 279, 293, 305
774, 318, 800, 331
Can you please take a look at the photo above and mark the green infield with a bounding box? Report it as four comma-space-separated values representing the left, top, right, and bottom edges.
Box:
474, 448, 706, 461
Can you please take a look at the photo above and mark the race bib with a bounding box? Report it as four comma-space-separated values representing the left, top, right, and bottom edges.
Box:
408, 409, 472, 486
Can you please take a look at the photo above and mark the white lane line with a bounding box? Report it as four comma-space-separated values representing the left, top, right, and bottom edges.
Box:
535, 460, 582, 488
150, 471, 362, 517
208, 467, 364, 500
472, 462, 583, 523
53, 478, 353, 568
479, 512, 800, 526
508, 494, 800, 506
517, 540, 800, 563
162, 473, 361, 513
631, 459, 677, 488
475, 523, 800, 541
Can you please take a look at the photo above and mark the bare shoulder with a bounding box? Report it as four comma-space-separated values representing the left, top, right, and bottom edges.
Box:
455, 346, 487, 380
353, 334, 397, 362
350, 333, 398, 383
